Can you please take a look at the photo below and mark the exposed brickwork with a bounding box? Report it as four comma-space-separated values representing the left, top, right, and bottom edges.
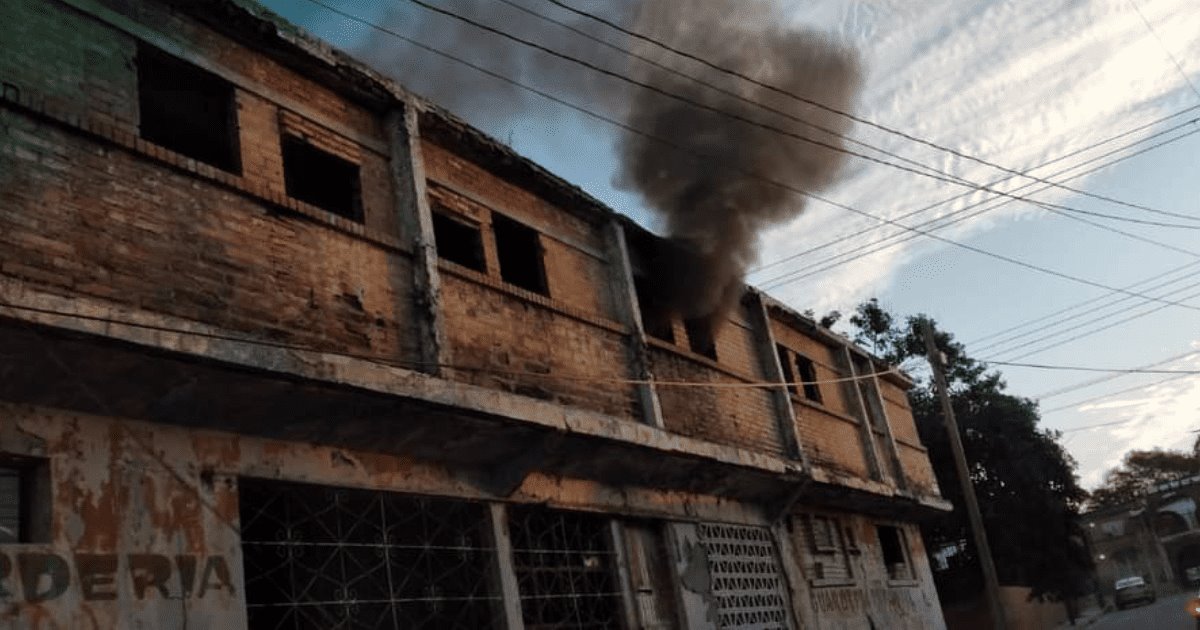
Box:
438, 272, 641, 420
798, 407, 871, 479
422, 141, 618, 319
0, 0, 139, 130
649, 346, 786, 458
0, 108, 419, 362
899, 444, 939, 494
880, 382, 922, 446
770, 323, 856, 418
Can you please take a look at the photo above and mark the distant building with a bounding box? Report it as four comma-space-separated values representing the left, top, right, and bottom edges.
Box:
0, 0, 950, 628
1082, 476, 1200, 597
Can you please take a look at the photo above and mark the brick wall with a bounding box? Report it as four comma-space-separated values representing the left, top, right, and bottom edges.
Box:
0, 108, 420, 362
799, 407, 872, 479
649, 306, 786, 457
0, 0, 420, 363
0, 0, 138, 129
421, 140, 641, 419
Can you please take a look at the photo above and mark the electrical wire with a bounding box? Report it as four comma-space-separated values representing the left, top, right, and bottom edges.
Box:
1045, 372, 1196, 417
757, 122, 1200, 289
299, 0, 1200, 313
1034, 349, 1199, 400
752, 106, 1200, 277
974, 270, 1200, 356
967, 258, 1200, 347
401, 0, 1200, 233
534, 0, 1198, 223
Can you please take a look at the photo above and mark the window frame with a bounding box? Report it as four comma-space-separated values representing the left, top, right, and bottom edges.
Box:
0, 454, 51, 544
280, 133, 364, 222
136, 43, 242, 174
432, 208, 488, 272
491, 212, 549, 296
876, 524, 916, 585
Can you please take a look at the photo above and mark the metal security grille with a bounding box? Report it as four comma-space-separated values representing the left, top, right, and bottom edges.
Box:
239, 479, 501, 630
507, 505, 623, 629
696, 523, 792, 630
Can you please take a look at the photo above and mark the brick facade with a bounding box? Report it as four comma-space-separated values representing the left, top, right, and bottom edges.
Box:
0, 1, 948, 628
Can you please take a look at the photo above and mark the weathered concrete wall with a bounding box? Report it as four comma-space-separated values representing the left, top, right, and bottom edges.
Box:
786, 512, 946, 630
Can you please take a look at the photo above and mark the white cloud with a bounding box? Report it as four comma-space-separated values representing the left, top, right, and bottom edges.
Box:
1062, 351, 1200, 488
750, 0, 1200, 313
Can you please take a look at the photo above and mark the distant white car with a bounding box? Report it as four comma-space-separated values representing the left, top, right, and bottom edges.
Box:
1114, 576, 1155, 609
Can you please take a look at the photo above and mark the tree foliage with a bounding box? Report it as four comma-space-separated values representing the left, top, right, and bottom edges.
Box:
1089, 447, 1200, 508
843, 300, 1092, 601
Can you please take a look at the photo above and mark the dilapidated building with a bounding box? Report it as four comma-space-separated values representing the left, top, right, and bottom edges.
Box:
0, 1, 950, 628
1083, 476, 1200, 598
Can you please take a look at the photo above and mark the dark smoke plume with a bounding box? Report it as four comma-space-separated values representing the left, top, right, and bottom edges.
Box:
361, 0, 861, 328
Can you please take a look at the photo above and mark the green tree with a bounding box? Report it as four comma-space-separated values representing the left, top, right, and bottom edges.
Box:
844, 304, 1092, 602
1089, 448, 1200, 508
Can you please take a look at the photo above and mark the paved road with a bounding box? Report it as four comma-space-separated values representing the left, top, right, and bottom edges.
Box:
1088, 592, 1196, 630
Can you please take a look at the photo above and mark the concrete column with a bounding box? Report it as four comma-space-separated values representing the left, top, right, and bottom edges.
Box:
604, 220, 665, 428
746, 291, 807, 466
840, 347, 885, 483
866, 370, 910, 491
488, 503, 526, 630
387, 105, 445, 374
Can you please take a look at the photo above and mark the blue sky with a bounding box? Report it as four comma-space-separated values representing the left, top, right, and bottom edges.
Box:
259, 0, 1200, 488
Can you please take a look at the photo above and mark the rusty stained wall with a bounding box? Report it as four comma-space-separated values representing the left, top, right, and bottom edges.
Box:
0, 401, 790, 628
785, 512, 946, 630
0, 0, 418, 365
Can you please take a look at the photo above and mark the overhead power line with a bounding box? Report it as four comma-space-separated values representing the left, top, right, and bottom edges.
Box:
757, 122, 1200, 289
536, 0, 1197, 223
403, 0, 1200, 233
1035, 349, 1200, 399
302, 0, 1200, 312
752, 105, 1200, 277
985, 359, 1200, 374
984, 284, 1200, 362
974, 267, 1200, 356
967, 256, 1200, 347
1045, 372, 1196, 417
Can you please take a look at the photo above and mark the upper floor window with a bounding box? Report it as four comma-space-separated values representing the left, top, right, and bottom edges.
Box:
136, 44, 240, 173
777, 345, 822, 403
493, 213, 548, 296
794, 354, 822, 403
281, 135, 363, 221
432, 209, 486, 272
0, 456, 50, 544
683, 317, 717, 360
634, 277, 675, 343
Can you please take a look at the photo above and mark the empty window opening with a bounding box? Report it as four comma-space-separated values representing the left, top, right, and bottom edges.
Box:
432, 210, 486, 272
0, 456, 51, 544
137, 44, 240, 173
795, 354, 822, 403
776, 345, 795, 394
507, 505, 622, 629
281, 135, 363, 221
239, 478, 503, 629
492, 214, 548, 295
635, 277, 675, 343
683, 317, 717, 360
877, 525, 912, 581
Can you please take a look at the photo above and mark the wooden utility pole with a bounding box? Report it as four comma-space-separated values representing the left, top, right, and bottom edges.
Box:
922, 320, 1007, 630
